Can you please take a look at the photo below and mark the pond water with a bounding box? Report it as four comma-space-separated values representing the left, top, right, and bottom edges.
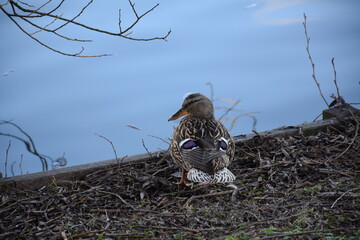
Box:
1, 0, 359, 176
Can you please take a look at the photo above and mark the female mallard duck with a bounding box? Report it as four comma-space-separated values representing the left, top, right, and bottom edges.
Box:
168, 93, 236, 185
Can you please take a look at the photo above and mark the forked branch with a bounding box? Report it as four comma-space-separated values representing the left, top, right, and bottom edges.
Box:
303, 13, 330, 107
0, 0, 171, 57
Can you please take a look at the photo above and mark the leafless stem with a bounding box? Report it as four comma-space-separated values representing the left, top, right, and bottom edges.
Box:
17, 0, 35, 8
331, 187, 360, 209
206, 82, 214, 102
96, 189, 135, 210
206, 82, 257, 131
5, 140, 11, 178
118, 9, 122, 33
303, 13, 329, 107
148, 135, 170, 145
53, 0, 93, 32
1, 0, 171, 57
331, 58, 340, 98
332, 115, 359, 161
95, 133, 119, 161
329, 57, 346, 107
218, 99, 241, 121
30, 13, 63, 35
20, 154, 23, 175
19, 14, 92, 42
142, 139, 153, 158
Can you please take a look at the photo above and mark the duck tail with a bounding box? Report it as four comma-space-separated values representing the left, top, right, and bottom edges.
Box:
214, 168, 236, 183
187, 168, 212, 183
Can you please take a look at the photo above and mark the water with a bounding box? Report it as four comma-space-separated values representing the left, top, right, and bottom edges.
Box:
1, 0, 359, 176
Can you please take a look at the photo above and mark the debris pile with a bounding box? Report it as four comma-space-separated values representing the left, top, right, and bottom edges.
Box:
1, 120, 359, 239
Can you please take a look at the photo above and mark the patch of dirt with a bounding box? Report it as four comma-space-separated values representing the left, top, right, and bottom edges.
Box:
1, 119, 359, 239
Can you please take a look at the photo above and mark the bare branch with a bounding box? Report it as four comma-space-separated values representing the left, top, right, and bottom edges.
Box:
19, 13, 92, 42
19, 154, 23, 175
17, 0, 34, 8
303, 13, 330, 107
25, 0, 52, 17
52, 0, 93, 32
118, 9, 122, 33
2, 5, 109, 57
206, 82, 214, 102
128, 0, 139, 19
329, 57, 345, 107
5, 140, 11, 178
218, 99, 241, 121
30, 13, 63, 35
142, 139, 153, 158
1, 0, 171, 57
148, 134, 170, 145
95, 133, 119, 162
332, 58, 340, 98
0, 120, 49, 171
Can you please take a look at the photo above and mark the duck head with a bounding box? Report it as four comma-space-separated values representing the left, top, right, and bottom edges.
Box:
168, 93, 214, 121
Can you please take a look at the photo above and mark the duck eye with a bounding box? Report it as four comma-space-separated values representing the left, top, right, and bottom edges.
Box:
181, 140, 198, 149
220, 140, 227, 150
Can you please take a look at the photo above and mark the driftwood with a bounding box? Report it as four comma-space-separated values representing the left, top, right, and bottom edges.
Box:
0, 105, 358, 191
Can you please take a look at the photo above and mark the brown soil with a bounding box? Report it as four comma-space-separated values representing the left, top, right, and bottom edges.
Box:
1, 119, 359, 240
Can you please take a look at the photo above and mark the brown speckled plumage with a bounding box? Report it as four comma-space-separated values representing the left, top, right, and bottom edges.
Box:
168, 93, 236, 184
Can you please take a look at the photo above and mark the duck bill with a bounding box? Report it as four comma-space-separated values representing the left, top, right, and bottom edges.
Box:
168, 108, 189, 121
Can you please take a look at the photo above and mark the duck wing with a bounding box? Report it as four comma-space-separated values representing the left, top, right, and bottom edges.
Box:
179, 137, 225, 175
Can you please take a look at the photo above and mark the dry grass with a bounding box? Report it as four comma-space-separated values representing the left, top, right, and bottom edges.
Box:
1, 118, 359, 239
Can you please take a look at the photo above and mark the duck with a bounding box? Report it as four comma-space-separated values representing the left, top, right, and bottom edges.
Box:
168, 93, 236, 185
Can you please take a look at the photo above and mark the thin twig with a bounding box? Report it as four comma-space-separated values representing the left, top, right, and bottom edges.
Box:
53, 0, 94, 32
30, 13, 63, 35
19, 13, 92, 42
332, 116, 359, 161
5, 12, 104, 57
142, 139, 153, 158
96, 189, 135, 210
19, 154, 23, 175
16, 0, 34, 8
95, 133, 119, 161
331, 187, 360, 209
118, 9, 122, 33
5, 140, 11, 178
148, 134, 170, 145
206, 82, 214, 102
119, 155, 128, 165
332, 57, 340, 99
218, 99, 241, 121
24, 0, 52, 17
329, 57, 345, 107
303, 13, 329, 107
1, 0, 171, 57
